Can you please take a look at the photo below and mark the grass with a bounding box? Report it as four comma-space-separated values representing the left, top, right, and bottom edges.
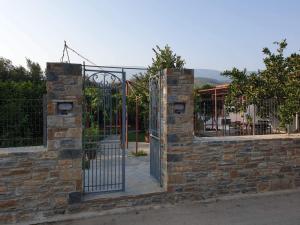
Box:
127, 130, 146, 142
131, 150, 148, 157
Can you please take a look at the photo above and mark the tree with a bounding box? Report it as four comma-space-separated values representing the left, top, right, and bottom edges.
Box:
0, 57, 45, 98
126, 45, 185, 132
26, 58, 44, 83
0, 57, 45, 147
222, 40, 300, 127
148, 45, 185, 76
126, 73, 150, 132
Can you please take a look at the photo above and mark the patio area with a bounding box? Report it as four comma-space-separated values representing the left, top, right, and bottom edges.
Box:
84, 142, 163, 200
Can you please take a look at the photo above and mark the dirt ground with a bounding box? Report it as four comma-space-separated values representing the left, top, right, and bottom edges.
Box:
50, 189, 300, 225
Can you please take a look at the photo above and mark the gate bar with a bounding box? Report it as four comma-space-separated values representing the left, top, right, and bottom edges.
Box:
121, 69, 126, 191
84, 65, 147, 70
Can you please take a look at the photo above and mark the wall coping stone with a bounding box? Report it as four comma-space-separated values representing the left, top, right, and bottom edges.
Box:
46, 62, 82, 77
164, 68, 194, 75
0, 145, 46, 155
194, 134, 300, 144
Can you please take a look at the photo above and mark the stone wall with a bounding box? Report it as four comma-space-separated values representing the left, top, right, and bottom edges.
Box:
0, 63, 83, 223
161, 69, 300, 197
167, 135, 300, 198
0, 148, 65, 223
1, 66, 300, 224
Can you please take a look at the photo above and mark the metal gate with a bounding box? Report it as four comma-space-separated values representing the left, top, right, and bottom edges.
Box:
149, 72, 162, 184
82, 64, 126, 193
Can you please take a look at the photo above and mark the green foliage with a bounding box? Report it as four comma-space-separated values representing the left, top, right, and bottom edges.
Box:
131, 150, 148, 157
127, 73, 150, 130
279, 71, 300, 125
127, 45, 185, 130
0, 57, 45, 147
0, 57, 45, 99
0, 81, 45, 99
0, 57, 44, 83
222, 68, 256, 112
199, 84, 215, 90
127, 131, 146, 142
222, 40, 300, 126
83, 83, 121, 130
148, 45, 185, 76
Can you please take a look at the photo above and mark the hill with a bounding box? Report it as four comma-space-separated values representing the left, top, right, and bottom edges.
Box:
194, 77, 223, 87
194, 69, 229, 87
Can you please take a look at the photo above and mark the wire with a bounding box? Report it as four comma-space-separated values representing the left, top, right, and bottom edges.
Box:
60, 41, 149, 74
60, 40, 97, 65
66, 42, 97, 65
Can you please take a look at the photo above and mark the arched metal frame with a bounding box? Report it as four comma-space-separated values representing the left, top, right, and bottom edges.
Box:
82, 63, 126, 194
149, 71, 163, 185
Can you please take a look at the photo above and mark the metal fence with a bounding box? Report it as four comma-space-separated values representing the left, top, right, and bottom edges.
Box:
194, 97, 292, 137
0, 97, 46, 148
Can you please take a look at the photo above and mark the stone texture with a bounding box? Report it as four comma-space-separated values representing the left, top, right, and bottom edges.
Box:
160, 69, 194, 191
174, 136, 300, 198
1, 65, 300, 224
161, 69, 300, 199
0, 63, 83, 224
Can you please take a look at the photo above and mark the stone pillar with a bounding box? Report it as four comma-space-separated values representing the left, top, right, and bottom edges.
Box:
46, 63, 83, 203
161, 68, 194, 192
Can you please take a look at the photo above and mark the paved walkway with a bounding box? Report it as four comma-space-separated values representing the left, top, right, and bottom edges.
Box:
127, 142, 150, 153
84, 141, 162, 197
55, 190, 300, 225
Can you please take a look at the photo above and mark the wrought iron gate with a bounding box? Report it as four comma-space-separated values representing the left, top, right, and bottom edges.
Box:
149, 72, 162, 184
82, 64, 126, 193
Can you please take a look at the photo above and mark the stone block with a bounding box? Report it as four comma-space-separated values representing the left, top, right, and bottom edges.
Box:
0, 186, 7, 194
47, 102, 56, 115
167, 116, 175, 124
167, 154, 183, 162
58, 159, 73, 168
59, 169, 74, 181
280, 166, 293, 173
47, 63, 81, 76
47, 92, 58, 100
168, 174, 186, 184
223, 153, 235, 161
58, 149, 82, 159
270, 178, 294, 191
75, 179, 82, 191
46, 71, 59, 81
63, 116, 76, 127
230, 170, 239, 178
0, 199, 17, 209
167, 76, 178, 85
47, 116, 64, 128
167, 134, 179, 143
257, 182, 270, 192
0, 213, 16, 224
54, 196, 68, 207
68, 192, 82, 204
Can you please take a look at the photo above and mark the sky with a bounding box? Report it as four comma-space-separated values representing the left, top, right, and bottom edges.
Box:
0, 0, 299, 72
